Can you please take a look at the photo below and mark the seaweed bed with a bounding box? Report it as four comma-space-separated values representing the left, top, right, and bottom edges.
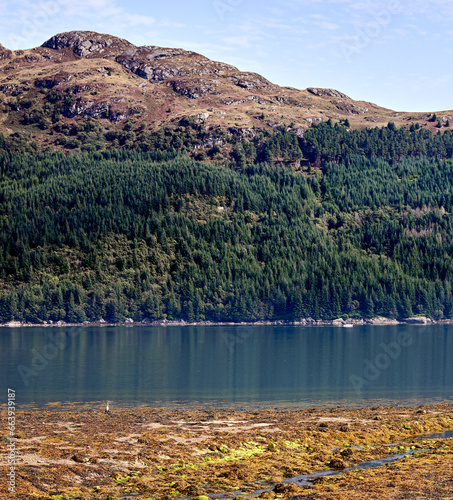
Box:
1, 402, 452, 499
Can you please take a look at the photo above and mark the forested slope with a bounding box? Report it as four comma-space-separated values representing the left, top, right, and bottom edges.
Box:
2, 123, 453, 323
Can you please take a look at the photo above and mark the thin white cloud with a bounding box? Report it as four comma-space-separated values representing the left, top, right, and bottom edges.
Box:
318, 21, 340, 30
221, 35, 260, 48
265, 6, 286, 17
159, 20, 185, 28
383, 73, 453, 98
117, 13, 155, 27
259, 18, 301, 32
310, 13, 329, 20
406, 0, 453, 22
393, 28, 411, 36
65, 0, 155, 26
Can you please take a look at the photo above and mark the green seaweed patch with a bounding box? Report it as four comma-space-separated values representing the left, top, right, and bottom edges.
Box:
112, 473, 133, 484
283, 439, 302, 449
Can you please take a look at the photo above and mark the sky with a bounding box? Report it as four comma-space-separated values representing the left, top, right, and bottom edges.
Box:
1, 0, 452, 112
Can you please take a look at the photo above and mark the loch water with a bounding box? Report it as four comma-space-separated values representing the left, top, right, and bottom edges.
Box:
1, 324, 453, 408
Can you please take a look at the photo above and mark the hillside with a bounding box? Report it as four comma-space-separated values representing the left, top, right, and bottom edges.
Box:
2, 31, 453, 324
1, 31, 452, 154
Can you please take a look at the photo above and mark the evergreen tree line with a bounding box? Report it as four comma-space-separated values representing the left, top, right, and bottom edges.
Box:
2, 135, 453, 323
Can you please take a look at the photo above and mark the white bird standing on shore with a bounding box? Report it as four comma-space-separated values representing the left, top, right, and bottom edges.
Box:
105, 401, 110, 415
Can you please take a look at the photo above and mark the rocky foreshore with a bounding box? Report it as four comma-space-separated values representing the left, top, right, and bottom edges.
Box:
1, 402, 452, 499
1, 315, 450, 328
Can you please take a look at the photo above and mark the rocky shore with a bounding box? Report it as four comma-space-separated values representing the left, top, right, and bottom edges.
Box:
1, 315, 449, 328
1, 402, 452, 499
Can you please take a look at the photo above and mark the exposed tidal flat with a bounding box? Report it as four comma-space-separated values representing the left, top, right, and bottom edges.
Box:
1, 402, 452, 499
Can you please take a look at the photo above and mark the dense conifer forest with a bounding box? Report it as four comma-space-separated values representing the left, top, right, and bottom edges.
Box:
2, 121, 453, 323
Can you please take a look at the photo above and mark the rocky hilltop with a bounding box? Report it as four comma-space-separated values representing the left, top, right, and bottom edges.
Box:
42, 31, 135, 57
0, 31, 451, 151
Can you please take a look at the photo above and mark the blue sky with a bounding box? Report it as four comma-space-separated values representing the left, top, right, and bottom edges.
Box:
1, 0, 452, 112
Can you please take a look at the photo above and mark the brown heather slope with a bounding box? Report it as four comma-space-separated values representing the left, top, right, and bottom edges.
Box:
0, 30, 452, 151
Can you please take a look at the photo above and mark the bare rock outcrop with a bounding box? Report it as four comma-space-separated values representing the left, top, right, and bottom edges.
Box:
62, 95, 141, 122
116, 46, 191, 81
226, 72, 275, 90
34, 72, 73, 89
275, 95, 306, 107
42, 31, 134, 58
168, 79, 218, 99
0, 83, 21, 96
63, 97, 96, 118
221, 98, 246, 106
307, 87, 350, 99
368, 317, 400, 325
332, 99, 368, 114
404, 316, 433, 325
247, 95, 272, 104
0, 43, 12, 61
116, 45, 238, 82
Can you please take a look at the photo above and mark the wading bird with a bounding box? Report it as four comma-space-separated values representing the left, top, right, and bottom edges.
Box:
105, 401, 110, 415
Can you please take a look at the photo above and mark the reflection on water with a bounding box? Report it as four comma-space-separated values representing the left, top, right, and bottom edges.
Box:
1, 325, 453, 408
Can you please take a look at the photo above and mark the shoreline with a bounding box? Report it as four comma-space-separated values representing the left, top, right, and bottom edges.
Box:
13, 397, 453, 413
1, 315, 450, 328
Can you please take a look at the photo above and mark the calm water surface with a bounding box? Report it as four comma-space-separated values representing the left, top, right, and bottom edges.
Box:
1, 325, 453, 408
